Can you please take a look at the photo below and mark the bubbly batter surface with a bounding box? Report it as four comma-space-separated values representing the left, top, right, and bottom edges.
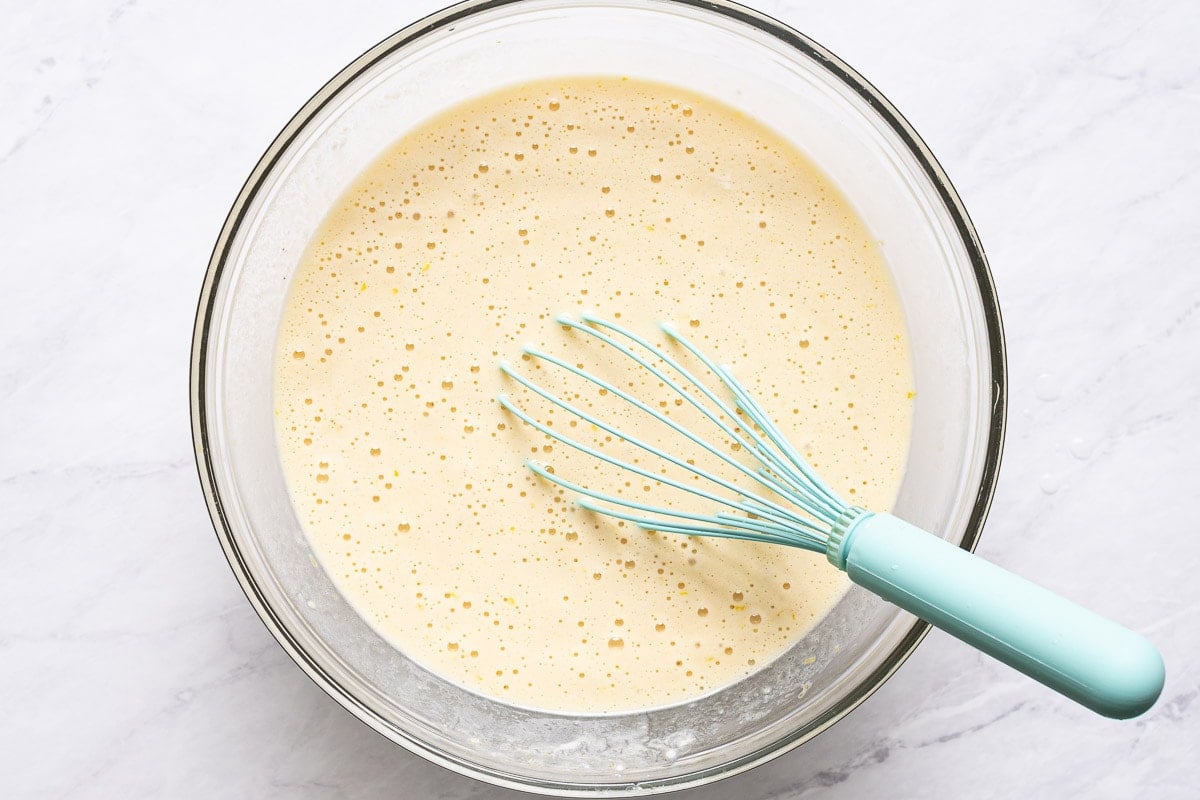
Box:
274, 77, 913, 712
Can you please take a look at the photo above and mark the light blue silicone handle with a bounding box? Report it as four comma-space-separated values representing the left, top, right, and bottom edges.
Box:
827, 512, 1165, 719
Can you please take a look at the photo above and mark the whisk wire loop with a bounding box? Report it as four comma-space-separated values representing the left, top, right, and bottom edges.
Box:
564, 316, 772, 459
497, 367, 821, 537
578, 315, 843, 522
655, 322, 844, 519
510, 346, 818, 530
715, 362, 844, 515
499, 316, 854, 551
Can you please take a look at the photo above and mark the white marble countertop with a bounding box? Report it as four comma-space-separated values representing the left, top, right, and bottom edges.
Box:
2, 1, 1198, 797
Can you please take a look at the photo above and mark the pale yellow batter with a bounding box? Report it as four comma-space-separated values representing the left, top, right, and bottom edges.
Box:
274, 77, 912, 712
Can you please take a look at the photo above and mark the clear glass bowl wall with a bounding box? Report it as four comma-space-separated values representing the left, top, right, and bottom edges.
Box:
191, 0, 1005, 794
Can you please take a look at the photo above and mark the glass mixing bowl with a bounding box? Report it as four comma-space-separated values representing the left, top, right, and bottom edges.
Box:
191, 0, 1006, 794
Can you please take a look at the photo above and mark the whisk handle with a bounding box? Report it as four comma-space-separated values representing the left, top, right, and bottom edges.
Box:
830, 512, 1165, 719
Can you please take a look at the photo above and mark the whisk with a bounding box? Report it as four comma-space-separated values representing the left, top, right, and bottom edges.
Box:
498, 314, 1164, 719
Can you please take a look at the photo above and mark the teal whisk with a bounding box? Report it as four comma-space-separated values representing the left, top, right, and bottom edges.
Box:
498, 315, 1164, 719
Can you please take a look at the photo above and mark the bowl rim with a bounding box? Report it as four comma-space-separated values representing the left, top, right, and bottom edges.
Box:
190, 0, 1008, 793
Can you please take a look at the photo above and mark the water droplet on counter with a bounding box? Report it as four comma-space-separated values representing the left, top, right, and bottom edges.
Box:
1039, 473, 1061, 495
1034, 373, 1060, 402
1068, 435, 1097, 460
